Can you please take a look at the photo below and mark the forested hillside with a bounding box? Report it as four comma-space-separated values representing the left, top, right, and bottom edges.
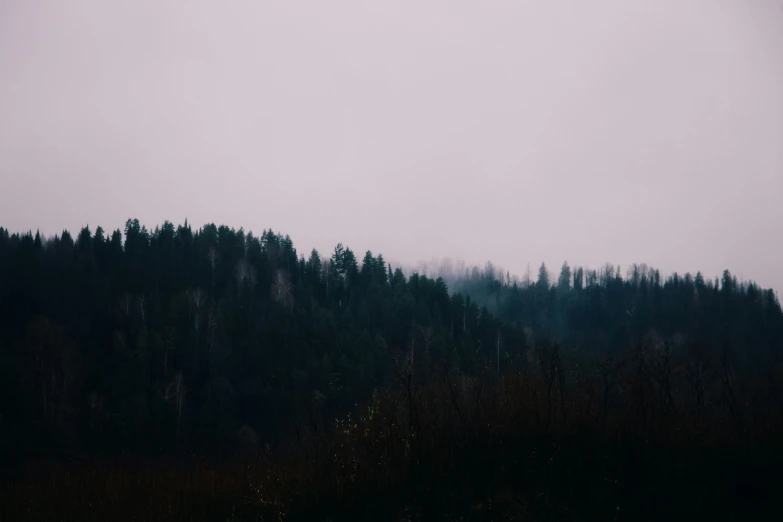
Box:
1, 219, 781, 457
1, 220, 782, 520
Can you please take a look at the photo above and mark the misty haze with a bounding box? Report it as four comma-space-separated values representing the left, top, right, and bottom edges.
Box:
1, 1, 782, 521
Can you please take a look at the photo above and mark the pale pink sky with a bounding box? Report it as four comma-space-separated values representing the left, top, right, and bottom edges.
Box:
1, 0, 782, 289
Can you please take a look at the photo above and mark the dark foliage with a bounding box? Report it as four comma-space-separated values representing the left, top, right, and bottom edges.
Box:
0, 220, 781, 520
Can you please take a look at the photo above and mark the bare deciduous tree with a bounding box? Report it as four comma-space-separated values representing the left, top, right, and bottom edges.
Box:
186, 288, 206, 370
416, 325, 435, 363
530, 342, 563, 432
235, 257, 256, 289
117, 293, 131, 320
165, 372, 186, 436
684, 343, 711, 429
137, 295, 147, 330
271, 269, 293, 308
208, 247, 218, 288
597, 354, 622, 425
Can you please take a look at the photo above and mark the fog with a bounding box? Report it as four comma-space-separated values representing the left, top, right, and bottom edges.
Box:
1, 0, 781, 290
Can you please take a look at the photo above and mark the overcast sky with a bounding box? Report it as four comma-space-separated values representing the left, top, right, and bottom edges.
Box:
1, 0, 781, 289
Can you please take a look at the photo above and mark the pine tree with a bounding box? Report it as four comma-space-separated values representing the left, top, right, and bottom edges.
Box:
537, 263, 550, 289
558, 261, 571, 291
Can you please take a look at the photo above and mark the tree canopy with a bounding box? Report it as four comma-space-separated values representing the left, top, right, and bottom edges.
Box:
0, 221, 780, 458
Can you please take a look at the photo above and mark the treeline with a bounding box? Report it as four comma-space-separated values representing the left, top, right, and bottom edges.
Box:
441, 259, 782, 369
0, 220, 781, 462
